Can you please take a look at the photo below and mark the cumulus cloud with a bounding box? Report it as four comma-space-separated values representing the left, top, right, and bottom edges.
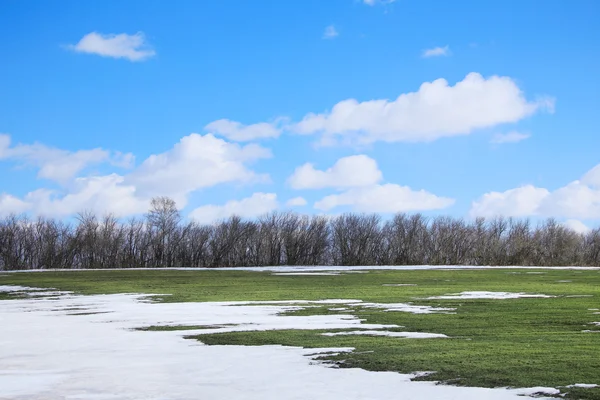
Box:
292, 72, 554, 146
287, 155, 382, 189
0, 134, 134, 185
189, 193, 278, 224
127, 133, 270, 200
470, 163, 600, 220
0, 133, 271, 218
323, 25, 339, 39
491, 131, 530, 144
314, 184, 454, 213
0, 193, 31, 216
286, 197, 307, 207
422, 45, 450, 58
23, 175, 149, 218
469, 185, 549, 218
582, 164, 600, 187
563, 219, 591, 235
287, 154, 453, 213
205, 119, 281, 141
68, 32, 155, 62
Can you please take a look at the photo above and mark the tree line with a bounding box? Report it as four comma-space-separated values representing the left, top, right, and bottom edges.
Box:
1, 196, 600, 270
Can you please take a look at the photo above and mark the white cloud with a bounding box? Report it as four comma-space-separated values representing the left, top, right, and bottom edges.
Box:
68, 32, 155, 62
323, 25, 339, 39
127, 133, 270, 200
23, 175, 149, 218
205, 119, 281, 141
490, 131, 530, 144
363, 0, 396, 5
0, 133, 271, 218
470, 163, 600, 220
0, 134, 134, 185
422, 46, 450, 58
288, 155, 382, 190
563, 219, 591, 235
189, 193, 278, 224
0, 193, 31, 216
538, 181, 600, 219
286, 197, 307, 207
292, 72, 554, 146
582, 164, 600, 187
314, 184, 454, 213
469, 185, 550, 218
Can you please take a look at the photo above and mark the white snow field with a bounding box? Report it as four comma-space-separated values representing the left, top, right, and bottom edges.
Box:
0, 285, 563, 400
425, 291, 553, 300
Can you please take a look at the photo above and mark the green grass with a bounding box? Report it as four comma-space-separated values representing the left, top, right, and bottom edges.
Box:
1, 268, 599, 399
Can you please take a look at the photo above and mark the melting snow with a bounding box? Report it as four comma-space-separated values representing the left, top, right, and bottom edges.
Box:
565, 383, 598, 388
382, 284, 417, 287
511, 387, 561, 396
426, 291, 553, 300
0, 285, 562, 400
358, 302, 455, 314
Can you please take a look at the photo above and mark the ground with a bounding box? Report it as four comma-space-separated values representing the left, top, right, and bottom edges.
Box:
1, 267, 599, 399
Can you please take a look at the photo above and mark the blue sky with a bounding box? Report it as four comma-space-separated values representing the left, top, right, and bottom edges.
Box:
0, 0, 599, 231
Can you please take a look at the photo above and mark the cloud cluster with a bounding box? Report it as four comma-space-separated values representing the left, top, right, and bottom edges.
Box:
288, 155, 454, 213
0, 134, 134, 184
68, 32, 155, 62
288, 155, 382, 189
470, 163, 600, 221
0, 134, 271, 218
203, 73, 550, 148
292, 73, 554, 146
1, 69, 559, 224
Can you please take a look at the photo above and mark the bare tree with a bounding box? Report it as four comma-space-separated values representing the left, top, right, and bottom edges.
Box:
1, 206, 600, 270
146, 197, 181, 268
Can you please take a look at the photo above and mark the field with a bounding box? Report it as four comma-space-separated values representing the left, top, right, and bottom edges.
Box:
1, 267, 599, 399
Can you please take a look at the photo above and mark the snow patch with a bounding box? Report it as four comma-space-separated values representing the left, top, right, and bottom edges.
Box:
511, 387, 561, 396
321, 330, 448, 339
565, 383, 598, 388
359, 302, 455, 314
426, 291, 553, 300
0, 285, 38, 292
382, 284, 417, 287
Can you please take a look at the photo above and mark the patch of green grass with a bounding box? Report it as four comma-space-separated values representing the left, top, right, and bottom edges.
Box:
0, 292, 16, 300
1, 268, 600, 399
